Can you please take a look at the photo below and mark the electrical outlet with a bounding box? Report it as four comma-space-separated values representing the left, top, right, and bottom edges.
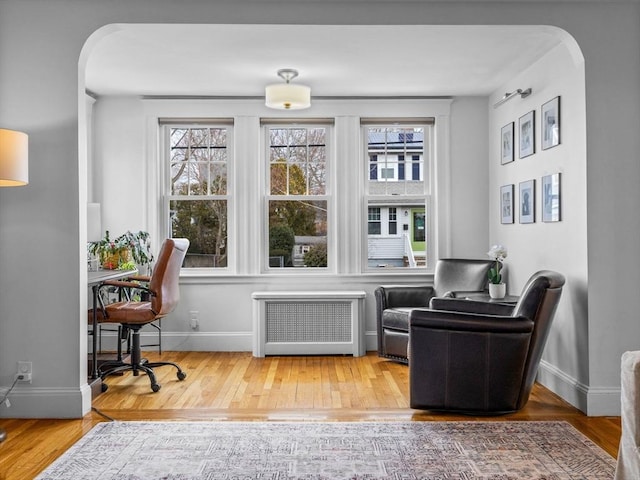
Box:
189, 310, 199, 330
16, 361, 32, 383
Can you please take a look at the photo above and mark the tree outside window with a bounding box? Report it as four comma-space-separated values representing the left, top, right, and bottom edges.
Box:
168, 126, 230, 268
267, 126, 328, 268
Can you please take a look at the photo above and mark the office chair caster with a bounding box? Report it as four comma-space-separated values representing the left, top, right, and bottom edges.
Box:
177, 371, 187, 381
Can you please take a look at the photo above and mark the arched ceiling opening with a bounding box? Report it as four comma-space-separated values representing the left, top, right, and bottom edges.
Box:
84, 24, 569, 98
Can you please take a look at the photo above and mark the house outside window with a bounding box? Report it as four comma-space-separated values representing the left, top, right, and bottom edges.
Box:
165, 123, 231, 268
364, 123, 431, 269
266, 123, 330, 269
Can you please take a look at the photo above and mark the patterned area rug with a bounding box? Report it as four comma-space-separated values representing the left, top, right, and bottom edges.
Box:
36, 421, 615, 479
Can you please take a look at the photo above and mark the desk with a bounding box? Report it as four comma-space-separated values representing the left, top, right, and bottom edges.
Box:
88, 269, 137, 382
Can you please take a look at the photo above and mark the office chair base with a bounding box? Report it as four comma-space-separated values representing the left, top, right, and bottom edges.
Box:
0, 427, 6, 443
99, 325, 186, 393
100, 360, 186, 393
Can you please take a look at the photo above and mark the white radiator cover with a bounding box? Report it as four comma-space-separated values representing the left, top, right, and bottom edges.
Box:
252, 291, 367, 357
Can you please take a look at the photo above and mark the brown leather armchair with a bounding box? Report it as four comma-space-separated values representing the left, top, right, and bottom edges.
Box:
375, 258, 494, 363
94, 238, 189, 393
408, 270, 565, 414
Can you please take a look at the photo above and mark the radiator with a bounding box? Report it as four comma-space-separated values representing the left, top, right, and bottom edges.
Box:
252, 291, 366, 357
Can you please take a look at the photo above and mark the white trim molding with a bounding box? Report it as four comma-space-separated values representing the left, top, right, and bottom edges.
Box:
0, 385, 92, 419
538, 359, 620, 416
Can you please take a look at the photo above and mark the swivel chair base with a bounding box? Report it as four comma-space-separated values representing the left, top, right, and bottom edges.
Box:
0, 427, 6, 443
99, 324, 186, 393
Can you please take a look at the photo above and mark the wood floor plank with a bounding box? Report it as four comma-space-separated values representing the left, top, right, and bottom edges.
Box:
0, 351, 622, 480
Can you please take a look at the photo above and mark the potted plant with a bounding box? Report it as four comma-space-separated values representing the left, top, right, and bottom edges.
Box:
89, 230, 154, 271
487, 244, 508, 299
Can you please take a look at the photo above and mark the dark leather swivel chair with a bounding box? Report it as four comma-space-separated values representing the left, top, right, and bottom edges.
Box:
409, 270, 565, 414
375, 258, 494, 363
94, 238, 189, 392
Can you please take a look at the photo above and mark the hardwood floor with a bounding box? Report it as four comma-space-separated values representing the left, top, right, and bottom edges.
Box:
0, 351, 622, 479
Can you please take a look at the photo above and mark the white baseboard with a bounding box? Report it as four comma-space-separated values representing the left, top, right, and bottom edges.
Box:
99, 331, 382, 355
537, 360, 621, 416
97, 331, 254, 353
158, 332, 254, 351
0, 384, 92, 418
365, 330, 378, 352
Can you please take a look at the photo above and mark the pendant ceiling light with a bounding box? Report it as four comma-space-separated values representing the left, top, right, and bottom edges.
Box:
265, 69, 311, 110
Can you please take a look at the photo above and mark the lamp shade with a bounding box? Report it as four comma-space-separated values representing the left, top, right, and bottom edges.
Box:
0, 129, 28, 186
265, 83, 311, 110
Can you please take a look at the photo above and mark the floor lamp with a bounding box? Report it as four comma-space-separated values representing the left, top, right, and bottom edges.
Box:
0, 128, 29, 443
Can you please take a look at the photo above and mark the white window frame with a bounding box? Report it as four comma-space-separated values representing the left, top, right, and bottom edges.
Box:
160, 121, 234, 272
145, 99, 449, 278
261, 120, 334, 274
362, 120, 434, 271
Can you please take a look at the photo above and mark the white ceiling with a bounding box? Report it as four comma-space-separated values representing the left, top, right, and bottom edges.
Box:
84, 24, 566, 98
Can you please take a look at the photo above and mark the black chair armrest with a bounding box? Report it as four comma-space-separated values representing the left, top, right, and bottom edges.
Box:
409, 308, 533, 334
375, 285, 435, 309
102, 279, 150, 291
127, 275, 151, 283
428, 297, 515, 316
98, 279, 155, 305
375, 284, 436, 355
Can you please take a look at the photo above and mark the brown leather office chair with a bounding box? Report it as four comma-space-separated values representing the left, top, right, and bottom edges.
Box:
94, 238, 189, 392
409, 270, 565, 414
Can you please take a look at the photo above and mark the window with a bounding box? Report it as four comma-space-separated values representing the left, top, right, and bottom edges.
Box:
369, 154, 377, 180
165, 124, 231, 268
368, 207, 381, 235
266, 123, 330, 269
398, 155, 405, 181
388, 207, 398, 235
381, 167, 395, 179
364, 122, 432, 269
411, 154, 421, 181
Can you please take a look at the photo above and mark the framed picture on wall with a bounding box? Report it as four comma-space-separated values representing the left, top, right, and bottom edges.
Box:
500, 184, 514, 224
519, 179, 535, 223
501, 122, 514, 165
542, 96, 561, 150
519, 110, 535, 158
542, 172, 562, 222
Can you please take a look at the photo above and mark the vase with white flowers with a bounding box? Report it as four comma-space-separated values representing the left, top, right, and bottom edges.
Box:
487, 244, 508, 299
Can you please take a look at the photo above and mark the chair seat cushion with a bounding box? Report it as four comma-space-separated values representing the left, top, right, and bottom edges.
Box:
94, 301, 159, 324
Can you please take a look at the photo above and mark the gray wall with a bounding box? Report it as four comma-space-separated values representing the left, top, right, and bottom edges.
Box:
0, 0, 638, 417
489, 41, 590, 410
